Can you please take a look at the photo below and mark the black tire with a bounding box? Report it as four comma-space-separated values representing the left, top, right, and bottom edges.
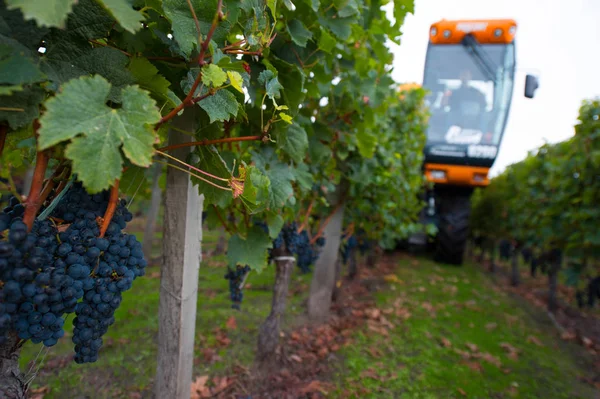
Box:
434, 194, 471, 265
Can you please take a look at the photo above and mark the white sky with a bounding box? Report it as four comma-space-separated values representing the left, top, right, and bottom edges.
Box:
385, 0, 600, 176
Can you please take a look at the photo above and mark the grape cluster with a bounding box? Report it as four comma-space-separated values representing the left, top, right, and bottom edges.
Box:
225, 265, 250, 310
499, 239, 512, 261
271, 223, 325, 274
340, 234, 358, 265
0, 183, 146, 363
0, 196, 24, 231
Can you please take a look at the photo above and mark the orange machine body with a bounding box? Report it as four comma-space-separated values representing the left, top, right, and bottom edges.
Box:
429, 19, 517, 45
424, 163, 490, 187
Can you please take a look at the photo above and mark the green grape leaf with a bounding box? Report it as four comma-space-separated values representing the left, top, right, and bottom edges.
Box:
318, 27, 336, 53
128, 57, 180, 110
162, 0, 237, 57
227, 71, 244, 93
198, 89, 239, 123
0, 86, 44, 129
287, 19, 312, 47
253, 148, 295, 209
227, 226, 272, 272
291, 162, 313, 191
271, 57, 305, 112
276, 122, 307, 163
258, 70, 282, 100
6, 0, 77, 28
202, 64, 227, 88
67, 0, 116, 40
279, 112, 292, 124
190, 145, 233, 208
0, 44, 45, 85
241, 165, 271, 213
38, 75, 161, 193
266, 0, 277, 18
266, 211, 284, 239
356, 127, 377, 159
96, 0, 144, 33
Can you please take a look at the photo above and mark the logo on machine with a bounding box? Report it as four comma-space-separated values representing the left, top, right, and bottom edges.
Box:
467, 145, 497, 159
445, 125, 483, 145
456, 22, 489, 33
429, 145, 466, 158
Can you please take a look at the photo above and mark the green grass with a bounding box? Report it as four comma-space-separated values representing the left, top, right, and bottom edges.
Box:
333, 257, 597, 399
18, 229, 598, 398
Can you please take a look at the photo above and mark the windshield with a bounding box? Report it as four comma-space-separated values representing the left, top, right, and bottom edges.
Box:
422, 43, 515, 148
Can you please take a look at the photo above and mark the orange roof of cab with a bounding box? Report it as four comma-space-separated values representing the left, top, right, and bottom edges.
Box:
429, 19, 517, 45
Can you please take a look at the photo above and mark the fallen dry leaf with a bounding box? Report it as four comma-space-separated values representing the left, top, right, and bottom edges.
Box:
480, 352, 502, 367
368, 347, 383, 358
485, 322, 498, 331
384, 274, 400, 283
225, 316, 237, 330
29, 386, 49, 399
466, 342, 479, 353
299, 380, 333, 395
128, 393, 142, 399
440, 337, 452, 348
561, 331, 577, 341
457, 387, 467, 396
526, 335, 543, 347
290, 354, 303, 363
190, 375, 210, 399
500, 343, 519, 360
581, 337, 593, 348
464, 361, 483, 373
148, 271, 161, 279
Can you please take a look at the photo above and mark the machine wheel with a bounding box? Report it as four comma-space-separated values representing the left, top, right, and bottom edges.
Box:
434, 193, 471, 265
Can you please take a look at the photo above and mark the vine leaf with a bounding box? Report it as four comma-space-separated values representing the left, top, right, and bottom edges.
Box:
227, 71, 244, 93
253, 148, 295, 209
318, 27, 336, 53
128, 57, 181, 111
96, 0, 144, 33
227, 226, 272, 272
356, 127, 377, 158
287, 20, 312, 47
202, 64, 227, 88
266, 211, 284, 239
276, 122, 307, 163
0, 87, 44, 129
0, 44, 45, 86
258, 70, 282, 100
6, 0, 77, 28
162, 0, 236, 57
38, 75, 161, 193
198, 89, 239, 123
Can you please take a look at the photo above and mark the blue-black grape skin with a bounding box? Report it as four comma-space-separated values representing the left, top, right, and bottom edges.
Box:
0, 184, 147, 364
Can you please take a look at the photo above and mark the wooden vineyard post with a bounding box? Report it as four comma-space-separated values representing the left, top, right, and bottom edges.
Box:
155, 111, 204, 399
308, 199, 345, 322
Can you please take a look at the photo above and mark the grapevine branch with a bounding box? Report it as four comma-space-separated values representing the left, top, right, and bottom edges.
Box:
23, 142, 49, 231
157, 135, 261, 152
155, 0, 223, 128
213, 205, 233, 234
99, 180, 120, 238
38, 164, 67, 207
297, 199, 314, 233
309, 201, 344, 245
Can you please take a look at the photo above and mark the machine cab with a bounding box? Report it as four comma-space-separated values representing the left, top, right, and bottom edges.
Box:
422, 19, 538, 186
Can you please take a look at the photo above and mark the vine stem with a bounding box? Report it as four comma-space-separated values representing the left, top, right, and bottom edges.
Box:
309, 201, 344, 245
157, 135, 261, 152
99, 180, 120, 238
0, 125, 6, 157
154, 159, 231, 192
37, 164, 67, 208
156, 150, 229, 182
213, 205, 232, 234
155, 0, 223, 129
297, 199, 314, 233
23, 148, 50, 231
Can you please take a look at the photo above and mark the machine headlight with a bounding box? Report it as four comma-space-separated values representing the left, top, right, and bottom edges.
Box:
494, 28, 503, 37
443, 30, 451, 38
431, 27, 437, 36
430, 170, 446, 180
473, 173, 487, 183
